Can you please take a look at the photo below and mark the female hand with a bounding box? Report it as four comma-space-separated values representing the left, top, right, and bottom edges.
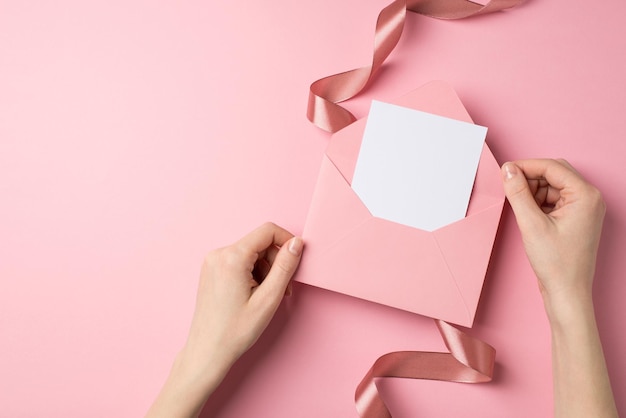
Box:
185, 222, 303, 372
146, 222, 303, 418
501, 159, 605, 307
501, 159, 617, 418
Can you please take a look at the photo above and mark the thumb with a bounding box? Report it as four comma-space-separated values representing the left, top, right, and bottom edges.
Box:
252, 237, 303, 307
501, 162, 544, 231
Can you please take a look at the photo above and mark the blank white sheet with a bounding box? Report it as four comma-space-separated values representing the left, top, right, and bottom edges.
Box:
351, 101, 487, 231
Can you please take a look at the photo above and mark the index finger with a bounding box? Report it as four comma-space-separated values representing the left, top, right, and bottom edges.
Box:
514, 159, 586, 191
235, 222, 294, 256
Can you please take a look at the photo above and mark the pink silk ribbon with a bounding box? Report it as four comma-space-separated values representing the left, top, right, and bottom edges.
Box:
355, 319, 496, 417
307, 0, 523, 133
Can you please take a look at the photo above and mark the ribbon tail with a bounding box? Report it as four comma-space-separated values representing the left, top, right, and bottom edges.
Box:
355, 319, 496, 418
307, 0, 523, 133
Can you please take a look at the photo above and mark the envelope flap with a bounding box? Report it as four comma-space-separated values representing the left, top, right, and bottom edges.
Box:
433, 201, 505, 325
394, 80, 474, 124
472, 144, 505, 202
302, 154, 373, 253
299, 216, 474, 326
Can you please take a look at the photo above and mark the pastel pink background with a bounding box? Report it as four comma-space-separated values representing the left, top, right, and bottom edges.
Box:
1, 1, 624, 416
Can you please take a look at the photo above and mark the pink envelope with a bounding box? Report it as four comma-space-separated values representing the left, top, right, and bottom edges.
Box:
295, 81, 504, 327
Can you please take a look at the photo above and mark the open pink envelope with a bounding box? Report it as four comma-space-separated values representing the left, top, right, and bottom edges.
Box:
295, 81, 504, 327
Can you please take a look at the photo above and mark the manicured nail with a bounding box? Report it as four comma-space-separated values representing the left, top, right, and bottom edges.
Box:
502, 162, 517, 180
288, 237, 303, 256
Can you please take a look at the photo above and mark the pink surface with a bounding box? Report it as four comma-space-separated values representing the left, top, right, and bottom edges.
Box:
0, 1, 624, 416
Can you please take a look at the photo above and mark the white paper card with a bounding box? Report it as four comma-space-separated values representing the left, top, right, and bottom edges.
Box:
351, 101, 487, 231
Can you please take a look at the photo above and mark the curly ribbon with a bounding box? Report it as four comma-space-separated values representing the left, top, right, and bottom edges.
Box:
307, 0, 523, 132
355, 320, 496, 417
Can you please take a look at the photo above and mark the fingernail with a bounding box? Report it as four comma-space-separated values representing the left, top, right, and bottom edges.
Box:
502, 162, 517, 180
288, 237, 303, 256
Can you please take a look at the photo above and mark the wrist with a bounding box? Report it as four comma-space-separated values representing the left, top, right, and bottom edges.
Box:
541, 286, 595, 331
145, 346, 233, 418
175, 340, 236, 392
